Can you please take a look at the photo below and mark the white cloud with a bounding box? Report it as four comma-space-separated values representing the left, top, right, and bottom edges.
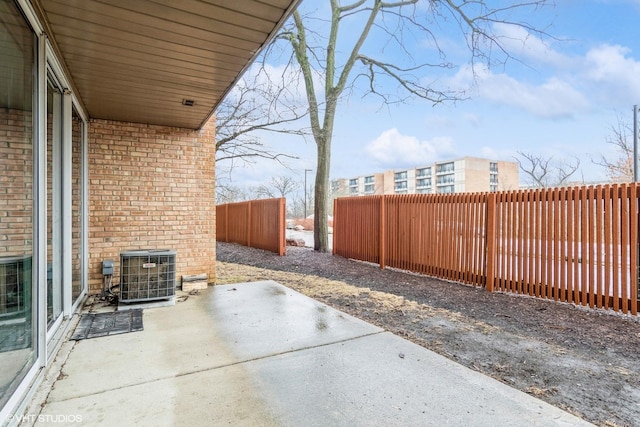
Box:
492, 23, 572, 69
448, 64, 589, 118
582, 44, 640, 105
482, 73, 589, 118
365, 128, 454, 166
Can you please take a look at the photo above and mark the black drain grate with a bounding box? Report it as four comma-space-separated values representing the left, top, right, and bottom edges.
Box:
71, 309, 143, 340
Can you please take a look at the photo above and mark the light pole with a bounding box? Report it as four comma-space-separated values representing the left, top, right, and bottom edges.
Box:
304, 169, 312, 218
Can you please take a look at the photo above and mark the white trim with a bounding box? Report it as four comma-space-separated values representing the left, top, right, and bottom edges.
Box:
0, 362, 41, 426
62, 92, 73, 317
45, 42, 70, 92
36, 32, 47, 370
77, 104, 89, 307
45, 314, 63, 346
71, 94, 88, 123
15, 0, 43, 34
46, 78, 64, 336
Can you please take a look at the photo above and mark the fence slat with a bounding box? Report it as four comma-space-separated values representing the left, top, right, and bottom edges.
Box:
333, 184, 639, 316
629, 183, 639, 316
216, 198, 286, 255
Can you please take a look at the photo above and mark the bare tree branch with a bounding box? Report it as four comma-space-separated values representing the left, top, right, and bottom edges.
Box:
255, 176, 300, 199
592, 115, 634, 183
517, 151, 580, 188
215, 66, 310, 171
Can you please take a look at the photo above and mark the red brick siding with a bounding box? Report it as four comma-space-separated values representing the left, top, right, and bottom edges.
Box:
88, 118, 216, 293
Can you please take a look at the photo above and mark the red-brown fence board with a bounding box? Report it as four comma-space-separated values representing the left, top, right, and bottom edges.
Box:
216, 198, 285, 255
334, 184, 640, 315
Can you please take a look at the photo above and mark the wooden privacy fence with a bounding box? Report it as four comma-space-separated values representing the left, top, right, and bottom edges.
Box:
333, 184, 639, 315
217, 198, 286, 255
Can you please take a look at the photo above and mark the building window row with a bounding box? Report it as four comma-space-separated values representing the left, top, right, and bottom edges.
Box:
394, 171, 408, 181
416, 167, 431, 177
436, 174, 455, 185
416, 178, 432, 188
436, 162, 454, 174
438, 185, 455, 193
395, 181, 408, 191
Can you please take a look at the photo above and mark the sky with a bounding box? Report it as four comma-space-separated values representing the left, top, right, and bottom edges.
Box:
218, 0, 640, 196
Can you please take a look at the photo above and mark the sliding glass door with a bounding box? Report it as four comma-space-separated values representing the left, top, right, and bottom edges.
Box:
1, 0, 87, 417
46, 76, 63, 331
71, 106, 85, 305
0, 0, 37, 411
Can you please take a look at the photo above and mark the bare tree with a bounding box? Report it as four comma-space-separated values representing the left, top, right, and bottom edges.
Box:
215, 69, 309, 170
289, 196, 305, 218
593, 116, 634, 182
216, 184, 250, 205
271, 0, 555, 252
256, 176, 300, 199
516, 151, 580, 188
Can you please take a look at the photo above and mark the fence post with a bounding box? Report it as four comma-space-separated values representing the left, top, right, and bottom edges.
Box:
224, 204, 229, 242
632, 184, 639, 315
279, 198, 286, 256
247, 201, 252, 248
380, 196, 386, 269
485, 193, 497, 292
333, 198, 337, 255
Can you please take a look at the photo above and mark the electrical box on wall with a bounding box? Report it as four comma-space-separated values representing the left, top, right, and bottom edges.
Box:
102, 260, 114, 276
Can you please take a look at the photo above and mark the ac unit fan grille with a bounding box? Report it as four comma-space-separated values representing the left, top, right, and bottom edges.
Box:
119, 250, 175, 303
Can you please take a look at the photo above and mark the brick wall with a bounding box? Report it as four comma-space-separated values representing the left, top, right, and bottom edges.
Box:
88, 118, 216, 293
0, 108, 33, 256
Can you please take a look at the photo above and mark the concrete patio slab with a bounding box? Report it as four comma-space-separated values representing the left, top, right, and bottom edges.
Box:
209, 281, 383, 359
27, 281, 592, 426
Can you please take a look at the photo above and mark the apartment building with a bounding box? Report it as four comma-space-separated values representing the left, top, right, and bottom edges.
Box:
332, 157, 519, 197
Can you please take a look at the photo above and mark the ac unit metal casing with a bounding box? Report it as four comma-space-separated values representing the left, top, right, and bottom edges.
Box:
119, 250, 176, 303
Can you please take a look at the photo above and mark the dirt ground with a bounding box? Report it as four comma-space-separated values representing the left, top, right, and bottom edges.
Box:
216, 242, 640, 427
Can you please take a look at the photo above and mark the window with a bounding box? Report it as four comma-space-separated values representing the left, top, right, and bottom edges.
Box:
394, 171, 407, 181
416, 178, 431, 188
394, 181, 408, 191
417, 167, 431, 177
490, 174, 498, 184
438, 185, 455, 194
0, 0, 38, 409
436, 175, 454, 185
364, 184, 374, 194
364, 176, 374, 184
71, 106, 85, 303
349, 178, 358, 187
436, 162, 454, 173
490, 162, 498, 173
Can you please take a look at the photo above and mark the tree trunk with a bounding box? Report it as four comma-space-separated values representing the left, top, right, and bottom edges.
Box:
314, 132, 331, 252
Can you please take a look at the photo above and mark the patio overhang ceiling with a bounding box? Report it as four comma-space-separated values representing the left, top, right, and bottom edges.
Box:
36, 0, 299, 130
